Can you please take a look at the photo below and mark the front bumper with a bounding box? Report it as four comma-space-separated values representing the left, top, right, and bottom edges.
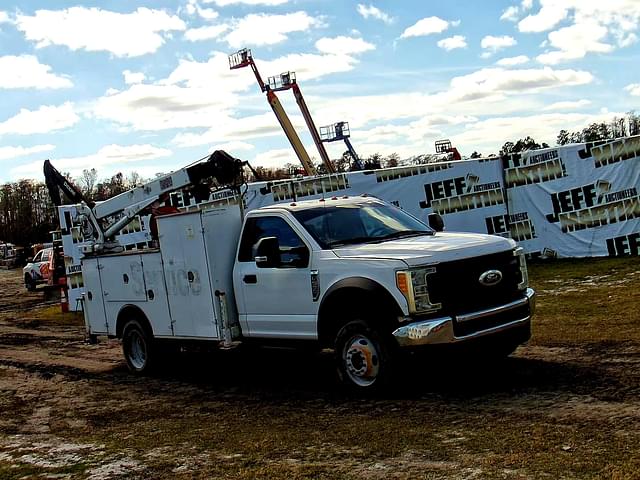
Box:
392, 288, 535, 347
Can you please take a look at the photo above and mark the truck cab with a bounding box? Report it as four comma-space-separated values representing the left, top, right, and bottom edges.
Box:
233, 196, 534, 388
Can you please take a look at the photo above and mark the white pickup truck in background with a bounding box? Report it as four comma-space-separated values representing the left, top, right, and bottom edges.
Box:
81, 195, 535, 390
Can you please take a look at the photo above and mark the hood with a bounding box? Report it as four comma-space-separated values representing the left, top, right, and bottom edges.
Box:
332, 232, 516, 267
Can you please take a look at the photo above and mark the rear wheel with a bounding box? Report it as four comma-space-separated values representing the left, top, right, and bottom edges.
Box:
122, 319, 156, 374
25, 274, 36, 291
335, 320, 396, 391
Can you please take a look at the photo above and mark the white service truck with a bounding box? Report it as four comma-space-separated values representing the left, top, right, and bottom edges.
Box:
47, 152, 535, 390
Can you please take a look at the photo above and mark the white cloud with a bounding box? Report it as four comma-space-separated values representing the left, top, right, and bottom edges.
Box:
11, 144, 172, 179
357, 4, 393, 24
15, 7, 186, 58
204, 0, 289, 5
454, 111, 622, 153
448, 67, 593, 101
0, 55, 73, 89
519, 5, 569, 32
521, 1, 640, 63
172, 111, 304, 148
501, 6, 521, 22
0, 103, 79, 135
0, 144, 55, 162
437, 35, 467, 51
185, 0, 219, 20
123, 70, 146, 85
93, 46, 369, 136
251, 148, 300, 169
400, 16, 454, 38
209, 141, 255, 153
626, 83, 640, 96
224, 12, 323, 48
537, 21, 613, 64
496, 55, 530, 66
542, 99, 591, 110
184, 24, 230, 42
0, 11, 9, 24
480, 35, 517, 57
315, 36, 375, 55
501, 0, 535, 22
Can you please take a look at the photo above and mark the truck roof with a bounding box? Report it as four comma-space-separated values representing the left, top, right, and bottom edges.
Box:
256, 195, 383, 212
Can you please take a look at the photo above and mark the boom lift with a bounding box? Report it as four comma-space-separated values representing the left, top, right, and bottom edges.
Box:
319, 121, 364, 170
229, 49, 335, 175
435, 139, 462, 161
43, 151, 247, 254
266, 71, 336, 174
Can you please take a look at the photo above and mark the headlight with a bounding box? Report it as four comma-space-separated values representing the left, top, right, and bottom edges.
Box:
396, 267, 441, 314
514, 247, 528, 290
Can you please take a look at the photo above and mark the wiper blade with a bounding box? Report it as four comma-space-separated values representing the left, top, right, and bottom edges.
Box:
328, 236, 379, 248
376, 230, 432, 241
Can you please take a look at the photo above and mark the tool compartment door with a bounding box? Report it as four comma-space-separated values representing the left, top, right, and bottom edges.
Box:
81, 257, 108, 334
100, 254, 147, 302
157, 212, 219, 339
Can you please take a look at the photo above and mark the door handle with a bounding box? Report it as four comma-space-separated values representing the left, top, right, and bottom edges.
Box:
243, 274, 257, 284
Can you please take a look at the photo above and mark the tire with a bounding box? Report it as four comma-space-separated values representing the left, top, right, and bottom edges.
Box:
335, 320, 396, 391
25, 274, 36, 291
122, 319, 156, 374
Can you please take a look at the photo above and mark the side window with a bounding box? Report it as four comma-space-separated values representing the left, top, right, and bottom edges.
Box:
42, 250, 51, 262
32, 251, 43, 263
238, 216, 308, 267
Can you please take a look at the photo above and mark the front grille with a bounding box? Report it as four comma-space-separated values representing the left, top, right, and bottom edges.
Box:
428, 250, 523, 316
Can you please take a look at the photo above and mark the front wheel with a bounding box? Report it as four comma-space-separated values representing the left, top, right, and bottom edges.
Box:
335, 320, 396, 391
122, 319, 156, 374
25, 274, 36, 291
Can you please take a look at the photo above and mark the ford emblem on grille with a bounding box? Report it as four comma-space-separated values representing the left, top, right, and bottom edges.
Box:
479, 269, 503, 286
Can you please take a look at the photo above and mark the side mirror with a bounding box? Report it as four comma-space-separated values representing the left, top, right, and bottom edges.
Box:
428, 213, 445, 232
254, 236, 281, 268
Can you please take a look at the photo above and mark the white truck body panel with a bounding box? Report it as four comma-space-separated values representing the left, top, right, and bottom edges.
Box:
82, 206, 244, 340
81, 257, 108, 334
157, 211, 219, 338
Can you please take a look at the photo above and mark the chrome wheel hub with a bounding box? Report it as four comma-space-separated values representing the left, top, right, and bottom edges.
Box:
343, 334, 379, 387
127, 330, 147, 370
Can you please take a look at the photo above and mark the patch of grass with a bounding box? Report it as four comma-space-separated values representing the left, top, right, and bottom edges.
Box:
529, 257, 640, 344
5, 305, 84, 327
0, 461, 88, 480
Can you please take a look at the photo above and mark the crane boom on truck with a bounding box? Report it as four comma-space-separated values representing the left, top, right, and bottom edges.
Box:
43, 151, 246, 254
228, 49, 324, 176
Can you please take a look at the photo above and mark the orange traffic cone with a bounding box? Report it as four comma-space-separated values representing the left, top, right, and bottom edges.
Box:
59, 277, 69, 313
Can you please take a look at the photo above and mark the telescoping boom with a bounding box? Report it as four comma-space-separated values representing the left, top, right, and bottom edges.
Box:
229, 48, 336, 175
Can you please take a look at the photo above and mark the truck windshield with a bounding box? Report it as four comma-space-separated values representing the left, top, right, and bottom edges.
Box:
292, 202, 433, 248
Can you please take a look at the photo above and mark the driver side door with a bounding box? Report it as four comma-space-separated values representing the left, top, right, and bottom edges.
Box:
234, 215, 317, 340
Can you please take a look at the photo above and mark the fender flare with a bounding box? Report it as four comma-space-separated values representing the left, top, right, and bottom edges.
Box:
116, 304, 153, 339
317, 276, 404, 345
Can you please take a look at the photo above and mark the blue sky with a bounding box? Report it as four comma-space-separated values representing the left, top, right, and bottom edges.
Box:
0, 0, 639, 182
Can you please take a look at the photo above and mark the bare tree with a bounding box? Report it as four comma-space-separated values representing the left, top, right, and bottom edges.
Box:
78, 168, 98, 199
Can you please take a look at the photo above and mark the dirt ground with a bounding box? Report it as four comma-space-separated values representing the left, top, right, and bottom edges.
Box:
1, 258, 639, 479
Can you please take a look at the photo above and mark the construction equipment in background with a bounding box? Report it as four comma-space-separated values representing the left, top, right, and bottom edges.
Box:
320, 121, 364, 170
266, 71, 335, 174
435, 139, 462, 161
229, 49, 334, 175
